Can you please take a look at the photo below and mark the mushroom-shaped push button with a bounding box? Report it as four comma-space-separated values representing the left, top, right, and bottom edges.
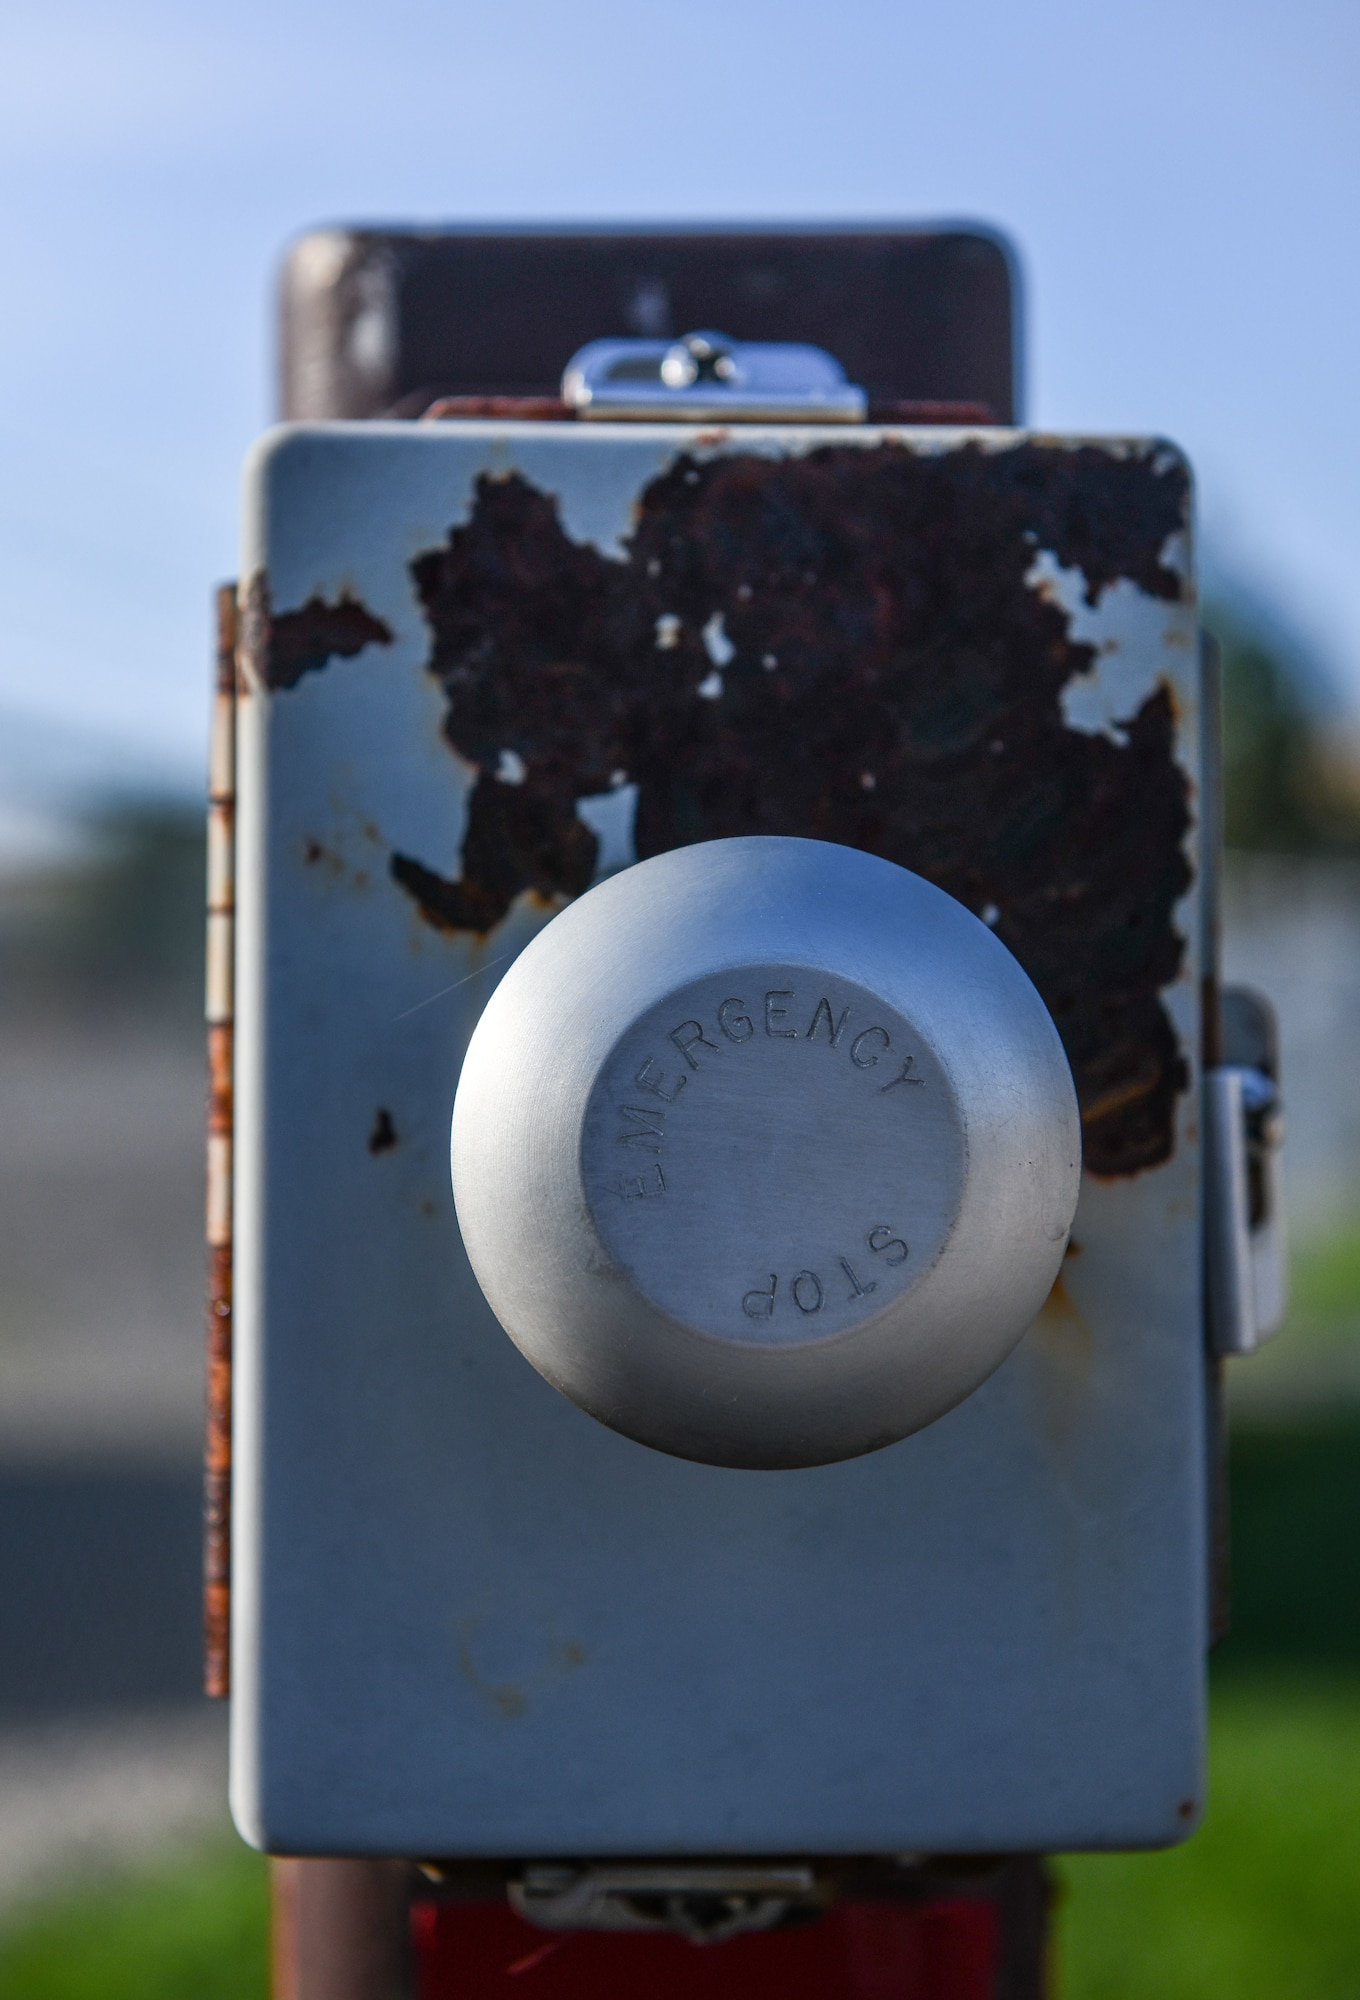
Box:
451, 837, 1080, 1469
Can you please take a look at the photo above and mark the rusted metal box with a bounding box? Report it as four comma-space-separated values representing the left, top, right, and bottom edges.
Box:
230, 418, 1207, 1856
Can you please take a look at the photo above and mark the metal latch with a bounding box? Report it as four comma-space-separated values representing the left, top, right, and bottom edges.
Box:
1206, 985, 1287, 1355
509, 1862, 821, 1942
561, 329, 866, 423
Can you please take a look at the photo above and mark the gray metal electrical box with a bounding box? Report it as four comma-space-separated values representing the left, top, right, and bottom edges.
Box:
230, 413, 1210, 1858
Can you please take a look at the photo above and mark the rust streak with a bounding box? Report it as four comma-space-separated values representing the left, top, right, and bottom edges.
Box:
1079, 1065, 1163, 1126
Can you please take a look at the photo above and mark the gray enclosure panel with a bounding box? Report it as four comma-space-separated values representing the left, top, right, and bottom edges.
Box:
232, 423, 1206, 1855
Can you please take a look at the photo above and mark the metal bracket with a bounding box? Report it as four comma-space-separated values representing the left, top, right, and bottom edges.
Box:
204, 583, 237, 1699
509, 1862, 821, 1942
1206, 986, 1287, 1356
561, 330, 866, 423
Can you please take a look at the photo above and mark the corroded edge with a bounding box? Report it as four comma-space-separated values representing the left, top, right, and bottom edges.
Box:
204, 583, 237, 1699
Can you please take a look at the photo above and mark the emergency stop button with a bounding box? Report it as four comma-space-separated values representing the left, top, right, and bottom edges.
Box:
451, 837, 1080, 1469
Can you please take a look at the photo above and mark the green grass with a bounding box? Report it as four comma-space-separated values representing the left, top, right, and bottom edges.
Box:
1219, 1422, 1360, 1672
1230, 1216, 1360, 1420
1293, 1226, 1360, 1324
1058, 1396, 1360, 2000
1059, 1677, 1360, 2000
0, 1839, 268, 2000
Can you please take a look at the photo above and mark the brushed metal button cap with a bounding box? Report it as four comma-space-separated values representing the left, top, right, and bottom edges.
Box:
451, 837, 1080, 1469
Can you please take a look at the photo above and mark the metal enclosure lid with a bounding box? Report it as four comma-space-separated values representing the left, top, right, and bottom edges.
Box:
277, 224, 1019, 420
232, 417, 1206, 1859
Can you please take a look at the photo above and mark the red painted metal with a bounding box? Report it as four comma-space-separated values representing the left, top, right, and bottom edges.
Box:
412, 1897, 999, 2000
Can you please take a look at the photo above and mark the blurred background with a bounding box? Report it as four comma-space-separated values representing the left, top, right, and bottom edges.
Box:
0, 1, 1357, 1993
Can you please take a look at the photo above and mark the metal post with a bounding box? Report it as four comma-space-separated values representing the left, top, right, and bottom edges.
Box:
273, 1859, 413, 2000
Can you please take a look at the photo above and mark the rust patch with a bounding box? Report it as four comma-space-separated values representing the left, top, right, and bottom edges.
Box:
866, 399, 996, 424
391, 766, 596, 932
204, 583, 237, 1702
421, 395, 572, 421
368, 1107, 399, 1154
416, 397, 996, 426
204, 1237, 232, 1697
240, 573, 393, 691
390, 440, 1190, 1174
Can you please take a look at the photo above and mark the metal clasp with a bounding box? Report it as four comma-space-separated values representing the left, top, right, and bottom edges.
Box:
561, 330, 866, 423
1206, 985, 1287, 1356
509, 1862, 821, 1942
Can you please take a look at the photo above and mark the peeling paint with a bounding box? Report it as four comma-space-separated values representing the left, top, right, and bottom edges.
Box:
1029, 548, 1193, 744
418, 445, 1189, 1172
241, 573, 394, 691
368, 1107, 399, 1154
576, 783, 639, 877
277, 439, 1192, 1177
702, 611, 736, 666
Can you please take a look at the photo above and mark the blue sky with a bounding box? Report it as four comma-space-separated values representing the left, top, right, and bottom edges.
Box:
0, 0, 1356, 787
